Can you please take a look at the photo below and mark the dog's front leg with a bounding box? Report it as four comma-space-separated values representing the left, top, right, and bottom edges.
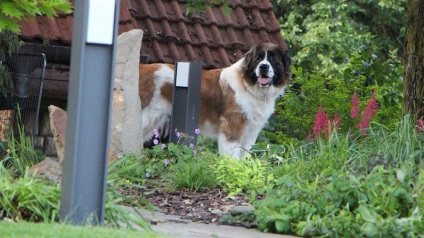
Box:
240, 122, 263, 155
217, 114, 246, 160
218, 133, 241, 159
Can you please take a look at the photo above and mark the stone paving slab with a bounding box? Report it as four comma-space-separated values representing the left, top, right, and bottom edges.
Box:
128, 207, 298, 238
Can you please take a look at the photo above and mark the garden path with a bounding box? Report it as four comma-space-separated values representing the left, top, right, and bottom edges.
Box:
128, 207, 299, 238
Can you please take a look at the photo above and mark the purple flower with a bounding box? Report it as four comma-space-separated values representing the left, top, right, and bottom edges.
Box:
176, 131, 181, 138
190, 143, 195, 149
161, 143, 167, 149
164, 159, 170, 166
195, 128, 200, 135
153, 129, 160, 139
145, 173, 151, 178
153, 139, 159, 145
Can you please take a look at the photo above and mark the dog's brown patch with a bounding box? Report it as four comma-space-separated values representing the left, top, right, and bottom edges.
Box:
198, 69, 225, 128
160, 83, 173, 104
220, 88, 247, 142
139, 64, 160, 108
198, 68, 247, 142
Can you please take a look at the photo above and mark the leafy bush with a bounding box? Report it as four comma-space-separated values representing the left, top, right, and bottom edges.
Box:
273, 0, 405, 76
166, 155, 217, 192
117, 132, 219, 192
0, 166, 60, 222
213, 156, 275, 197
2, 124, 43, 178
140, 142, 194, 179
255, 166, 424, 237
262, 0, 405, 144
105, 158, 153, 230
263, 44, 403, 144
0, 125, 152, 230
255, 116, 424, 237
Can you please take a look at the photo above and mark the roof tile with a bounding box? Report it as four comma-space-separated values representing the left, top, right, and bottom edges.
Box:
19, 0, 287, 70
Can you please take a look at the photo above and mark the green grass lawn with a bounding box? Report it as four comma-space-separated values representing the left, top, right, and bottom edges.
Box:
0, 221, 167, 238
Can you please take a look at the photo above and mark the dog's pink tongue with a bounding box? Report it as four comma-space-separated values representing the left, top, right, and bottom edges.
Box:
259, 77, 270, 85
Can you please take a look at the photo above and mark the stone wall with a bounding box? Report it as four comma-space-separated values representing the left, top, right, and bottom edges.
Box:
33, 29, 145, 158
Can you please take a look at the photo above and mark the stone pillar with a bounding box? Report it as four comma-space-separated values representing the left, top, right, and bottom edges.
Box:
111, 29, 144, 158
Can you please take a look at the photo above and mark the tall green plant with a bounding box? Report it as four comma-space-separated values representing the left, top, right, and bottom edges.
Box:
262, 44, 403, 144
0, 166, 61, 222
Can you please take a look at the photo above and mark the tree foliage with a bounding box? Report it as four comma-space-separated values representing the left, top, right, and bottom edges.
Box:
0, 0, 72, 33
0, 0, 72, 95
261, 0, 406, 143
272, 0, 406, 76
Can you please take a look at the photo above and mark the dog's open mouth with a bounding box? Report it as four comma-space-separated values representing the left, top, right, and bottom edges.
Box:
258, 76, 272, 87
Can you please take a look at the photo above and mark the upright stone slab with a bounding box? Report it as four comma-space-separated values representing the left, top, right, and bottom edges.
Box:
28, 105, 67, 183
111, 29, 144, 157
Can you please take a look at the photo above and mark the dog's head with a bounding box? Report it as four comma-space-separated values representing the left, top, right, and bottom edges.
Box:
242, 43, 291, 88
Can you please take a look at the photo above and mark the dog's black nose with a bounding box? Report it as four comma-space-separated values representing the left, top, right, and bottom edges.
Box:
259, 64, 269, 73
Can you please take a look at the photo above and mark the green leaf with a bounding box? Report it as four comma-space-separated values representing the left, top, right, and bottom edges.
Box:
221, 3, 231, 16
0, 2, 25, 18
275, 216, 291, 233
396, 168, 406, 182
357, 205, 379, 223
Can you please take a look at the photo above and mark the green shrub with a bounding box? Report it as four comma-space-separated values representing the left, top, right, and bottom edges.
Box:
105, 159, 152, 230
275, 132, 353, 182
255, 116, 424, 237
0, 166, 60, 222
274, 0, 405, 76
2, 125, 42, 178
166, 155, 217, 192
263, 44, 403, 145
255, 166, 424, 237
213, 155, 275, 197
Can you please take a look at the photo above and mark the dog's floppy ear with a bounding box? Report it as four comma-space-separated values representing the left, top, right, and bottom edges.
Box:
243, 44, 259, 69
281, 49, 292, 79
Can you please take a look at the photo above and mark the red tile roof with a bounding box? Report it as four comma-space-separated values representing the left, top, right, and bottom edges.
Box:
19, 0, 287, 69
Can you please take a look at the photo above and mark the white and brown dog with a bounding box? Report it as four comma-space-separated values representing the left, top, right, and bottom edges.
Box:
139, 43, 291, 159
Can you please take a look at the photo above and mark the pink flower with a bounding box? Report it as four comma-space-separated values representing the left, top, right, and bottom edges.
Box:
306, 132, 313, 141
350, 91, 360, 119
153, 139, 159, 145
313, 107, 328, 139
357, 90, 379, 136
333, 112, 342, 128
418, 117, 424, 133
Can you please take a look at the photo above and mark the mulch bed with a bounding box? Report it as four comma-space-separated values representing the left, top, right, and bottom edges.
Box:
120, 180, 252, 224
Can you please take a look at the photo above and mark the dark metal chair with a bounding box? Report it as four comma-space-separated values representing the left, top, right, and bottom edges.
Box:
0, 53, 46, 138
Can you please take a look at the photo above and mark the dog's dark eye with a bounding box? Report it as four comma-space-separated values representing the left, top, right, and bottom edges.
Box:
269, 55, 275, 62
256, 56, 262, 62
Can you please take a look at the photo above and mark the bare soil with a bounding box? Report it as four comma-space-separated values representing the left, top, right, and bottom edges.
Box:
120, 180, 252, 225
